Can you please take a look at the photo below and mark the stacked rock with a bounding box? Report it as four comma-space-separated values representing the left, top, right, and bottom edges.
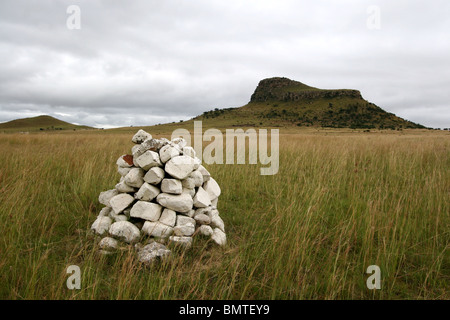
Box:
90, 129, 226, 264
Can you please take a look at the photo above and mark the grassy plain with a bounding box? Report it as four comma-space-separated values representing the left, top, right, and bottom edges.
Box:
0, 129, 448, 299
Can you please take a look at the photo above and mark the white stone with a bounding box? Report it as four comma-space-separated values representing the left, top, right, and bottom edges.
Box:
168, 236, 192, 249
135, 183, 160, 201
118, 166, 131, 177
115, 181, 136, 193
165, 155, 196, 180
211, 228, 226, 246
195, 207, 212, 217
159, 208, 176, 227
193, 187, 211, 208
109, 221, 141, 243
98, 189, 119, 207
173, 222, 195, 237
137, 242, 171, 265
203, 177, 221, 200
110, 212, 128, 222
124, 168, 145, 188
109, 193, 135, 214
182, 187, 196, 198
130, 201, 162, 221
135, 150, 162, 170
198, 225, 214, 237
182, 146, 196, 158
198, 165, 211, 182
176, 215, 196, 226
211, 197, 218, 207
144, 167, 165, 185
171, 137, 187, 149
189, 170, 204, 187
194, 213, 211, 225
136, 138, 168, 158
142, 221, 174, 239
132, 129, 152, 144
91, 216, 113, 235
181, 177, 195, 189
161, 178, 182, 194
116, 154, 134, 168
131, 144, 140, 156
99, 237, 119, 251
98, 207, 111, 217
159, 144, 181, 163
193, 157, 201, 170
156, 193, 193, 213
211, 214, 225, 232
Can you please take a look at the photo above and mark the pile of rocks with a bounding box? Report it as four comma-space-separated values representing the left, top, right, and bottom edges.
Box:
90, 129, 226, 264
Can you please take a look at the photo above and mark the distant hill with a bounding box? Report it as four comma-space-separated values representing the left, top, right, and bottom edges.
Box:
0, 115, 92, 132
193, 77, 426, 130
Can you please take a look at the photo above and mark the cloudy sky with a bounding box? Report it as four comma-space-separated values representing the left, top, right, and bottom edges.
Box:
0, 0, 449, 128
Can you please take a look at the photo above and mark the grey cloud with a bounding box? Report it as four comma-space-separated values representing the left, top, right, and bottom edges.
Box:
0, 0, 449, 128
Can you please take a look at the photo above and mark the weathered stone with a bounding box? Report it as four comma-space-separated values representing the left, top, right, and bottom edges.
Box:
189, 170, 204, 187
168, 236, 192, 249
210, 214, 225, 232
109, 193, 135, 214
98, 189, 119, 207
110, 212, 128, 222
194, 213, 211, 225
131, 144, 140, 156
156, 193, 193, 213
98, 207, 111, 217
193, 157, 201, 170
137, 138, 168, 157
91, 216, 113, 236
116, 154, 134, 168
132, 129, 152, 144
197, 165, 211, 182
135, 150, 162, 170
203, 177, 221, 200
173, 223, 195, 237
198, 225, 214, 237
161, 178, 182, 194
182, 187, 196, 198
109, 221, 141, 243
165, 155, 196, 180
124, 168, 145, 188
159, 208, 176, 227
115, 181, 136, 193
211, 197, 218, 208
118, 166, 132, 177
130, 201, 162, 221
193, 187, 211, 208
181, 177, 195, 189
144, 167, 165, 185
171, 137, 187, 149
195, 207, 212, 217
159, 144, 181, 163
182, 146, 196, 158
134, 182, 160, 201
137, 242, 171, 265
176, 215, 196, 226
99, 237, 119, 251
211, 228, 226, 246
142, 221, 174, 239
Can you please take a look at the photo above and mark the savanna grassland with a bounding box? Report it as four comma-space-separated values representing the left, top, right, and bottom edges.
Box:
0, 129, 448, 299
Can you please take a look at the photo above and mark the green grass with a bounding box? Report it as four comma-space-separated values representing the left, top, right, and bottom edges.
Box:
0, 130, 448, 299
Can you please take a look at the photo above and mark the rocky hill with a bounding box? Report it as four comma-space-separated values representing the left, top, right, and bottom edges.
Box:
195, 77, 426, 130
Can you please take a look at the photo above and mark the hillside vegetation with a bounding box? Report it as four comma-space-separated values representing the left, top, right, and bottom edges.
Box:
0, 115, 92, 132
194, 77, 426, 130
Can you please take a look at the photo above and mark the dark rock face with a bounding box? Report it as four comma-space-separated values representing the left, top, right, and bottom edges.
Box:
250, 77, 362, 103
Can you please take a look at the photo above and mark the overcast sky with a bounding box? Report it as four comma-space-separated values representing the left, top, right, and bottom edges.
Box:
0, 0, 449, 128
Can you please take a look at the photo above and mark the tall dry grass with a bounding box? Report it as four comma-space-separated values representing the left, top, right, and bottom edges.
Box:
0, 131, 448, 299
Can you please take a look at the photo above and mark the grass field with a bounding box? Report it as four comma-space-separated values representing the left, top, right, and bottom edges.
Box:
0, 129, 448, 299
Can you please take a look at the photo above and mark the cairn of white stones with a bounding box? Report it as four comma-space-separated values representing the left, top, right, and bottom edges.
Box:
90, 129, 226, 264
